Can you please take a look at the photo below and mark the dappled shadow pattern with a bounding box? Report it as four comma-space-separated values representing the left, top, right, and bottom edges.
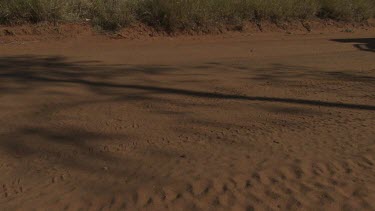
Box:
332, 38, 375, 52
0, 54, 374, 192
0, 56, 374, 110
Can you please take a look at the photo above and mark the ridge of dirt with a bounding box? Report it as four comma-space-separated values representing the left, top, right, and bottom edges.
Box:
0, 19, 375, 43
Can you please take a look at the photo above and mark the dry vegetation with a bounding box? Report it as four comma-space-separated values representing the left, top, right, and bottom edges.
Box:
0, 0, 375, 31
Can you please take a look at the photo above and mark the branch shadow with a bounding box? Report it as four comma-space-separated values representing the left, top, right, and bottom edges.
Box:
0, 55, 375, 188
331, 38, 375, 52
1, 56, 374, 111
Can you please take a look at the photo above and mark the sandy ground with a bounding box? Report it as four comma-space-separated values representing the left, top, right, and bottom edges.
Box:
0, 30, 375, 210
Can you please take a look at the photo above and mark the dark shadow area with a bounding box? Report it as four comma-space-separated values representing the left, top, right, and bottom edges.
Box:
0, 126, 161, 182
0, 56, 374, 111
1, 126, 124, 160
331, 38, 375, 52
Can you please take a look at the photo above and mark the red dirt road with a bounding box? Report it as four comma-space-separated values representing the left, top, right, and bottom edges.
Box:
0, 31, 375, 210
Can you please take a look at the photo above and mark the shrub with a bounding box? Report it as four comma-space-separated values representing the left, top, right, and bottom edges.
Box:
136, 0, 320, 31
0, 0, 374, 30
89, 0, 136, 30
248, 0, 320, 21
319, 0, 375, 21
0, 0, 73, 24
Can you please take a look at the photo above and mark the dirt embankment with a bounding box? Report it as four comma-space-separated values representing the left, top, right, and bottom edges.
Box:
1, 19, 375, 42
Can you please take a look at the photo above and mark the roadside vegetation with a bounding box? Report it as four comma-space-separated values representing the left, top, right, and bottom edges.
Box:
0, 0, 374, 31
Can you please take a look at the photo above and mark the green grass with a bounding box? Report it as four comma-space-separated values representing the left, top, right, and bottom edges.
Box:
1, 0, 374, 31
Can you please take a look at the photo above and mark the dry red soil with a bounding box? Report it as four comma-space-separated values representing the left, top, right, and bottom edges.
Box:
0, 28, 375, 210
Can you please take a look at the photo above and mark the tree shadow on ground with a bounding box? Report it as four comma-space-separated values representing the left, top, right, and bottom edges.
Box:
331, 38, 375, 52
0, 55, 375, 185
1, 55, 374, 111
